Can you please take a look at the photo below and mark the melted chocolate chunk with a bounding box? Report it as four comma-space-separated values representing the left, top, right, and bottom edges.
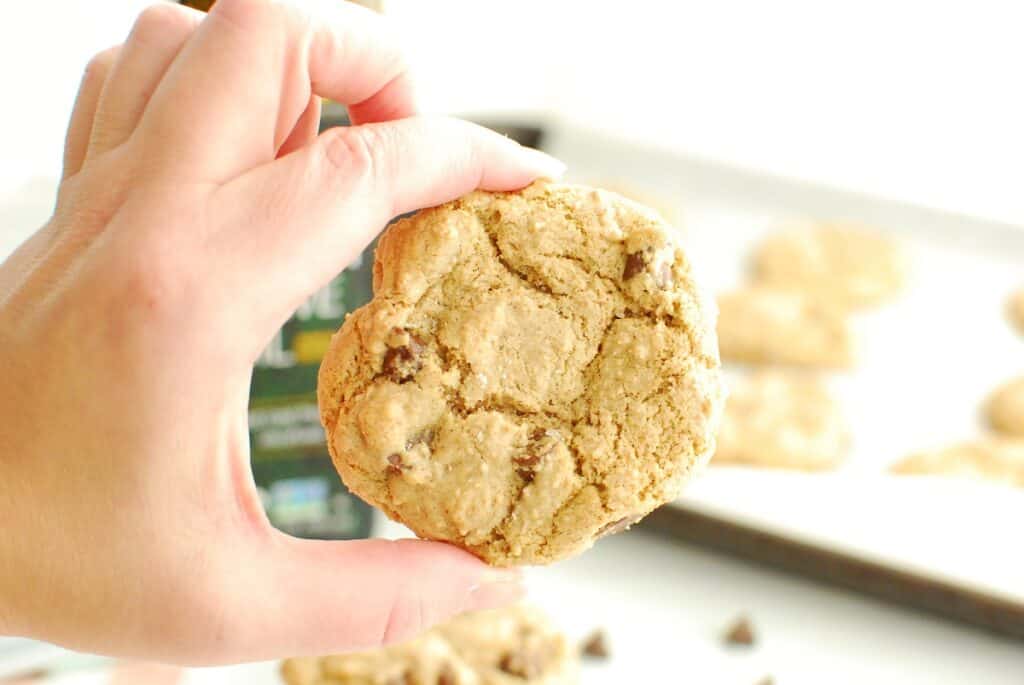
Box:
498, 647, 545, 679
382, 330, 425, 383
386, 453, 404, 475
622, 250, 649, 279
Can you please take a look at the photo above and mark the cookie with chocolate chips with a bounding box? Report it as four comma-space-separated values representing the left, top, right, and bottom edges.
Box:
280, 605, 578, 685
318, 181, 724, 565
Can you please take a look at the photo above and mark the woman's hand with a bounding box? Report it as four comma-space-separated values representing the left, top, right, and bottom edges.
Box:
0, 0, 562, 665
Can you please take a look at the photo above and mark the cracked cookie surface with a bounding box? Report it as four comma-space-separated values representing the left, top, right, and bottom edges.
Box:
281, 605, 578, 685
318, 181, 724, 565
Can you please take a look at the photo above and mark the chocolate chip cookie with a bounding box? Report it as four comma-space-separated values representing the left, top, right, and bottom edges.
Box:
751, 221, 905, 309
318, 181, 724, 566
891, 439, 1024, 488
985, 377, 1024, 437
713, 371, 849, 470
281, 605, 577, 685
716, 287, 853, 369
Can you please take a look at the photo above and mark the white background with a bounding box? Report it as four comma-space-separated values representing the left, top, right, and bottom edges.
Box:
2, 1, 1024, 226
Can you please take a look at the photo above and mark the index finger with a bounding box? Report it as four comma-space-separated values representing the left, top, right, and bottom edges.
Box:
136, 0, 413, 183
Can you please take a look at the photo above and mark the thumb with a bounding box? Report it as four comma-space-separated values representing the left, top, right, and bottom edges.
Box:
212, 115, 565, 338
213, 534, 523, 663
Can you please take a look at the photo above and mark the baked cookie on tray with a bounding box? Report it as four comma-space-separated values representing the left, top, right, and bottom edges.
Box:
318, 181, 724, 566
281, 605, 578, 685
716, 287, 853, 369
984, 377, 1024, 437
713, 371, 849, 471
751, 220, 905, 309
1009, 288, 1024, 334
891, 439, 1024, 488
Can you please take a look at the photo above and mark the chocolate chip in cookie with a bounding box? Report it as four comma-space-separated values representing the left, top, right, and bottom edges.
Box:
498, 646, 546, 679
382, 328, 425, 383
622, 249, 651, 280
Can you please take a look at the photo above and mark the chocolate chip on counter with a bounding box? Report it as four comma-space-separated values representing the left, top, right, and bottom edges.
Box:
498, 647, 544, 679
437, 663, 457, 685
596, 513, 642, 538
622, 250, 649, 279
723, 615, 756, 646
580, 629, 610, 659
382, 330, 425, 383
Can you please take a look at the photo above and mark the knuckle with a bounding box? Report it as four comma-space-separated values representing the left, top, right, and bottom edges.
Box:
211, 0, 286, 31
320, 125, 382, 180
82, 47, 117, 86
131, 3, 195, 43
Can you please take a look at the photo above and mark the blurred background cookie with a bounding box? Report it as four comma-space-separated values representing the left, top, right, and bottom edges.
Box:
714, 371, 849, 471
751, 221, 905, 310
280, 606, 578, 685
1008, 287, 1024, 334
891, 439, 1024, 488
716, 287, 853, 369
985, 377, 1024, 437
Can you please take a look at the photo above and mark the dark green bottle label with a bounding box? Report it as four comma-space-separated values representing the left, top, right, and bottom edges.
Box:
248, 243, 376, 540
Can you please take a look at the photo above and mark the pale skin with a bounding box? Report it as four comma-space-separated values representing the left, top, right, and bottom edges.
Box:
0, 0, 564, 666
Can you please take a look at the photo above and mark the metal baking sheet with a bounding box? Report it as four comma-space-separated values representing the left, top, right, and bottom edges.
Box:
537, 121, 1024, 637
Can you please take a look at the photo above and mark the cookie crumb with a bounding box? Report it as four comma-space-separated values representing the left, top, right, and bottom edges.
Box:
755, 677, 774, 685
723, 615, 756, 646
580, 630, 610, 659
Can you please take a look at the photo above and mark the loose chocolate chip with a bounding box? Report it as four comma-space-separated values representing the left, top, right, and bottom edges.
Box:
596, 514, 642, 538
580, 629, 610, 659
498, 648, 544, 679
723, 616, 756, 646
437, 663, 457, 685
622, 250, 649, 279
386, 453, 404, 475
382, 331, 425, 383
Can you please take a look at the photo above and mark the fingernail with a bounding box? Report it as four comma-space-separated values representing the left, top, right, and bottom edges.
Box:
466, 569, 526, 611
518, 146, 567, 179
